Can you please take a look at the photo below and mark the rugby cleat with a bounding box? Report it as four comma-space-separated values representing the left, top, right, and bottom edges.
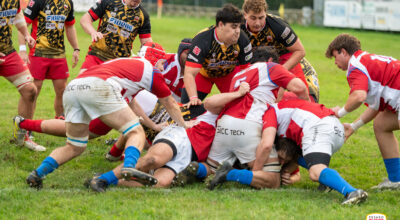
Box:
371, 178, 400, 190
317, 183, 333, 193
23, 133, 46, 152
13, 115, 26, 146
26, 170, 43, 190
121, 167, 158, 186
207, 161, 233, 190
105, 152, 123, 162
341, 189, 368, 205
86, 176, 108, 193
171, 161, 199, 187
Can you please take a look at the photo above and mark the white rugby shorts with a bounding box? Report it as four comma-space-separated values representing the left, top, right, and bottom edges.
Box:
153, 125, 192, 174
63, 77, 128, 124
208, 115, 262, 165
301, 116, 345, 157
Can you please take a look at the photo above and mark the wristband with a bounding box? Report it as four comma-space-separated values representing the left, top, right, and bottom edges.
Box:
189, 96, 198, 100
350, 119, 364, 131
74, 48, 80, 52
337, 107, 348, 118
19, 45, 27, 52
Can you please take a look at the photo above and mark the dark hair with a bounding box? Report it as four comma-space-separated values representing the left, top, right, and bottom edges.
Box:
251, 46, 279, 63
325, 33, 361, 58
177, 38, 192, 58
216, 4, 243, 25
275, 137, 301, 161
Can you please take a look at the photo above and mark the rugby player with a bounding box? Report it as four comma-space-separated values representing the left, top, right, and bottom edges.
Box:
19, 0, 79, 120
1, 0, 39, 150
241, 0, 319, 102
80, 0, 151, 73
26, 56, 192, 189
264, 99, 368, 205
182, 4, 253, 106
326, 33, 400, 190
178, 46, 308, 189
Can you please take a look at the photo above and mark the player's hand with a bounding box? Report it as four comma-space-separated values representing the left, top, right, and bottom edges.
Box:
0, 52, 5, 64
72, 50, 79, 68
91, 32, 104, 42
19, 50, 29, 64
183, 120, 199, 129
187, 96, 202, 108
281, 172, 292, 185
343, 123, 354, 142
154, 122, 168, 132
331, 106, 341, 118
24, 35, 36, 49
237, 82, 250, 96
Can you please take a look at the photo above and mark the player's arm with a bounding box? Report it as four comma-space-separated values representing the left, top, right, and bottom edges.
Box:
80, 13, 103, 42
158, 95, 192, 129
343, 107, 379, 141
140, 37, 152, 45
283, 39, 305, 70
253, 126, 276, 171
129, 99, 165, 132
183, 66, 202, 106
138, 8, 152, 46
203, 82, 250, 114
285, 77, 309, 101
332, 89, 367, 117
65, 25, 79, 68
15, 11, 35, 63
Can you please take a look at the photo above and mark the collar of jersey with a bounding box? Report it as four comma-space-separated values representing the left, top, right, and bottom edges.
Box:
213, 29, 224, 45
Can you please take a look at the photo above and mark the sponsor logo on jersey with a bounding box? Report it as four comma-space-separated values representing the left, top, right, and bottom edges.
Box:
108, 17, 133, 32
46, 15, 66, 22
134, 16, 140, 22
245, 53, 253, 61
286, 34, 295, 44
24, 8, 32, 15
0, 9, 18, 18
208, 60, 237, 67
28, 0, 35, 7
244, 43, 252, 53
0, 19, 7, 27
187, 54, 198, 62
193, 46, 201, 56
267, 35, 273, 42
120, 29, 130, 38
106, 24, 118, 33
281, 27, 290, 38
46, 22, 56, 29
233, 50, 238, 56
58, 22, 64, 30
64, 4, 68, 9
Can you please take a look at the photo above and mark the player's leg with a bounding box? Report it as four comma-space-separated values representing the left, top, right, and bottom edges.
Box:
105, 134, 126, 161
153, 168, 176, 188
16, 117, 67, 137
372, 110, 400, 189
52, 78, 67, 118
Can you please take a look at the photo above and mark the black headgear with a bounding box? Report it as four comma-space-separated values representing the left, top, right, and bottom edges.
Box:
177, 38, 192, 58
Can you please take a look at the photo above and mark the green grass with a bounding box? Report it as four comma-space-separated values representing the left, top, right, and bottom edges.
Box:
1, 13, 400, 219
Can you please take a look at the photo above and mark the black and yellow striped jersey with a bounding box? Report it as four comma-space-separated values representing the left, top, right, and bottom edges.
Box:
24, 0, 75, 58
88, 0, 151, 61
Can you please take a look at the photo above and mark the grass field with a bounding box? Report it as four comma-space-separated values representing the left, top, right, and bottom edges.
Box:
1, 13, 400, 219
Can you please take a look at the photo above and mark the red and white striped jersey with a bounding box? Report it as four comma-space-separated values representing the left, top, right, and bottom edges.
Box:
77, 57, 171, 103
263, 99, 335, 147
162, 53, 184, 102
347, 50, 400, 112
221, 62, 295, 123
186, 111, 218, 162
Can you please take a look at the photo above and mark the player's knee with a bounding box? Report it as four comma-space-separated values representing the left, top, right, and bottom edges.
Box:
20, 84, 37, 102
308, 169, 320, 182
156, 177, 172, 188
142, 155, 157, 168
373, 118, 388, 133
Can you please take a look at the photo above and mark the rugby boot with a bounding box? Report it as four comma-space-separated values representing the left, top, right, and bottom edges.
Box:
26, 170, 43, 190
317, 183, 333, 193
86, 176, 108, 193
24, 133, 46, 152
171, 161, 199, 187
105, 152, 123, 162
13, 115, 26, 146
121, 167, 158, 186
207, 161, 233, 190
371, 178, 400, 190
341, 189, 368, 205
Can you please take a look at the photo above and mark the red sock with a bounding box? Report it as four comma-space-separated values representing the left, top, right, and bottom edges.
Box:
109, 143, 124, 157
19, 119, 43, 133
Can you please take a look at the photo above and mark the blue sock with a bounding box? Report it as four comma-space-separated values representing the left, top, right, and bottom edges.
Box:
196, 163, 207, 179
384, 158, 400, 182
123, 146, 140, 168
36, 156, 59, 178
226, 169, 253, 185
99, 171, 118, 185
318, 168, 356, 196
298, 157, 308, 169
